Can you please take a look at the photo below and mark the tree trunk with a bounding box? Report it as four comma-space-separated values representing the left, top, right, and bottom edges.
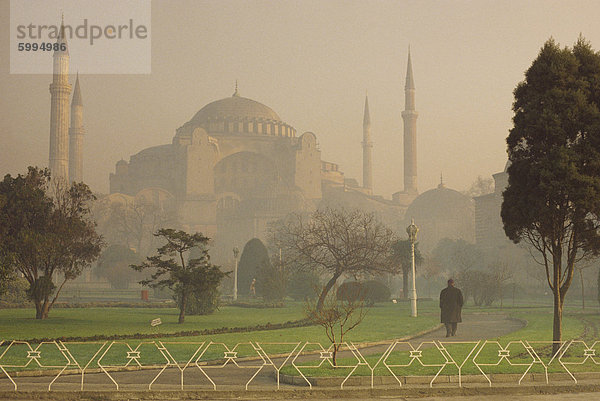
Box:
579, 269, 585, 311
178, 290, 186, 324
402, 268, 409, 300
332, 343, 339, 366
552, 287, 562, 356
597, 267, 600, 306
34, 300, 44, 320
35, 299, 50, 319
41, 301, 50, 319
317, 273, 340, 312
48, 278, 68, 315
512, 283, 516, 307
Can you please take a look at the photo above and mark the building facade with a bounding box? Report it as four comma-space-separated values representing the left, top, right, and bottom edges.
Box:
474, 162, 510, 249
110, 89, 324, 258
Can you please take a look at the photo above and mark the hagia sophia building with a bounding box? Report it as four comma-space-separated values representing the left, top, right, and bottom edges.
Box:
47, 25, 504, 263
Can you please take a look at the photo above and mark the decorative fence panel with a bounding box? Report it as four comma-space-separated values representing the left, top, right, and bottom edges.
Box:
0, 339, 598, 391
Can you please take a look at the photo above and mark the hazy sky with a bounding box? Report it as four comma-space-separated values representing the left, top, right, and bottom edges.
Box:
2, 0, 600, 197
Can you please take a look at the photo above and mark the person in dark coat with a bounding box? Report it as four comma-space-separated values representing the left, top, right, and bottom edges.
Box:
439, 278, 464, 337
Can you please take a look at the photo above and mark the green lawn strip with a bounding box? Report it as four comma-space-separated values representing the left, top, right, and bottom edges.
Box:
0, 301, 440, 371
0, 304, 305, 340
280, 306, 600, 378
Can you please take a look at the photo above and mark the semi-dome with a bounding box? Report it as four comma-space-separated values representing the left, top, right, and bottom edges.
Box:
184, 92, 296, 137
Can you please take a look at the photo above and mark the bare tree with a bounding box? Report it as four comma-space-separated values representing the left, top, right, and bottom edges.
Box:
463, 176, 494, 198
574, 259, 595, 310
94, 198, 177, 256
493, 261, 514, 309
272, 208, 397, 311
304, 289, 367, 366
421, 256, 443, 298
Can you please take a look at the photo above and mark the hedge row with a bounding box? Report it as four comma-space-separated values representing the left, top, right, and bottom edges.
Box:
228, 301, 286, 309
0, 300, 175, 309
10, 319, 313, 344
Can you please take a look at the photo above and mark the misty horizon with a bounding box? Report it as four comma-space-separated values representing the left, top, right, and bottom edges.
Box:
2, 0, 600, 198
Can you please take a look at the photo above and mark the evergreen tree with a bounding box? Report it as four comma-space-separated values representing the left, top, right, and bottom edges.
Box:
237, 238, 271, 297
0, 167, 103, 319
131, 229, 227, 323
502, 38, 600, 352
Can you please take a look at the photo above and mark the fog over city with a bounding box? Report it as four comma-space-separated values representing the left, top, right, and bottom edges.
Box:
4, 4, 600, 397
1, 0, 599, 196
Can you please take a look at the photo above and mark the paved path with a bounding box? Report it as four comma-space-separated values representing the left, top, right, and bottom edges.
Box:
263, 392, 600, 400
404, 311, 524, 342
406, 392, 600, 401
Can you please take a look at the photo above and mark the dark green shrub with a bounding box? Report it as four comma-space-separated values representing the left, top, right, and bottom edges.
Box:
336, 280, 390, 306
95, 245, 141, 289
238, 238, 271, 297
336, 281, 363, 303
363, 280, 391, 303
288, 270, 321, 301
175, 261, 226, 315
180, 284, 220, 315
0, 277, 29, 304
256, 261, 287, 303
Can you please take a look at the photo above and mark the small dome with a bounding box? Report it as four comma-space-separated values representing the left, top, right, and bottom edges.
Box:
406, 185, 472, 220
404, 184, 474, 251
189, 95, 282, 126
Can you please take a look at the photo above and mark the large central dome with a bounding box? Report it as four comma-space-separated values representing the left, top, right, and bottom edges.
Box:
190, 94, 282, 125
185, 91, 295, 137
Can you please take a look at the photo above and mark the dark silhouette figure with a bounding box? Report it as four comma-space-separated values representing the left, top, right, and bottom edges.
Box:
440, 279, 463, 337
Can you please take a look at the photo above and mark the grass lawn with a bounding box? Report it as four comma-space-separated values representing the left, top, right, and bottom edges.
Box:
0, 300, 440, 343
0, 300, 441, 369
5, 299, 597, 373
280, 305, 600, 378
0, 303, 305, 340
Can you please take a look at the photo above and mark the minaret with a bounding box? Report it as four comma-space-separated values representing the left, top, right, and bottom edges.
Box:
49, 18, 71, 182
69, 73, 84, 183
362, 94, 373, 194
402, 48, 418, 194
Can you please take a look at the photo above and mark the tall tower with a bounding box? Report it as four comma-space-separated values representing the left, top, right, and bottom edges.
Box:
402, 48, 418, 194
362, 94, 373, 194
69, 73, 84, 183
49, 19, 71, 182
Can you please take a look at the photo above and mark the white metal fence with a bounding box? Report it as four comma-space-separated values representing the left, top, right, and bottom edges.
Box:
0, 339, 598, 391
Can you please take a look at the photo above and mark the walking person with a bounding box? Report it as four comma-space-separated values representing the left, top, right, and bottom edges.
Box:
440, 279, 463, 337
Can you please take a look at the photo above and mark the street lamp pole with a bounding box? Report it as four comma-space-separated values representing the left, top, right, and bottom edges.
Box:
406, 218, 419, 317
233, 247, 239, 301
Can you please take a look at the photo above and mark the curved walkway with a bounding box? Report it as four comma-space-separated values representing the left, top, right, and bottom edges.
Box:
410, 311, 525, 342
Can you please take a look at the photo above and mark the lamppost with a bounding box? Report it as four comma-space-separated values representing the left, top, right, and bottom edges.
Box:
406, 218, 419, 317
233, 247, 239, 301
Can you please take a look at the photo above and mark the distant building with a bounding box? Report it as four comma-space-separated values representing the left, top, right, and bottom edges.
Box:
403, 179, 475, 252
45, 42, 440, 261
106, 54, 419, 261
474, 162, 510, 249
